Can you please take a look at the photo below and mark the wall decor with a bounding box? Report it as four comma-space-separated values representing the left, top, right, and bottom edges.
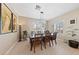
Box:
0, 4, 1, 34
13, 14, 17, 32
1, 3, 12, 33
70, 18, 76, 24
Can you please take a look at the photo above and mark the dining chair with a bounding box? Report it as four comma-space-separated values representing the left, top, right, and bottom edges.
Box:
51, 32, 58, 45
37, 31, 41, 34
44, 32, 51, 49
31, 31, 35, 36
33, 34, 43, 53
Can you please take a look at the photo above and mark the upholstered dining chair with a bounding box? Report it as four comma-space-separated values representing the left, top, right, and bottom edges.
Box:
44, 31, 51, 49
51, 32, 58, 45
33, 34, 43, 53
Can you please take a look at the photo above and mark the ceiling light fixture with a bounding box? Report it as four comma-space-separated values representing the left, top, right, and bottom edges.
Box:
40, 11, 44, 20
40, 11, 44, 14
35, 5, 41, 10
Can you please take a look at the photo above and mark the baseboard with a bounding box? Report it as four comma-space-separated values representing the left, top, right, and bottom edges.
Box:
4, 41, 18, 55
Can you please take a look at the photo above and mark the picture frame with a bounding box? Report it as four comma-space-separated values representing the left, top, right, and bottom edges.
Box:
70, 18, 76, 24
1, 3, 12, 34
0, 4, 1, 34
12, 13, 17, 32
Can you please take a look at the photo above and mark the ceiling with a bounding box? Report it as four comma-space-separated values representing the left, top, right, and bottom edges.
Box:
7, 3, 79, 20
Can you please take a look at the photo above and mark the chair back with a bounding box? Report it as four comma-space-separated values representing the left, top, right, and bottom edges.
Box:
31, 31, 35, 36
44, 30, 50, 34
34, 34, 43, 41
53, 32, 57, 40
37, 31, 42, 34
45, 30, 51, 36
45, 31, 51, 42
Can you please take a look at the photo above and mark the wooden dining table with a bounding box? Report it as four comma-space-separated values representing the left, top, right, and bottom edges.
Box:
29, 33, 53, 51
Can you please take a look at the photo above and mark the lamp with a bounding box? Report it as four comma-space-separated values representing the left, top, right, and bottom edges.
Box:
18, 25, 22, 42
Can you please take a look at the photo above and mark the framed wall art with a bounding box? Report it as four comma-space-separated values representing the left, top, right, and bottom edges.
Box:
1, 3, 12, 33
12, 14, 17, 32
70, 18, 76, 24
0, 4, 1, 34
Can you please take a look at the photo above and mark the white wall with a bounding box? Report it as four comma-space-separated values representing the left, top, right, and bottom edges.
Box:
0, 4, 18, 54
48, 8, 79, 41
0, 33, 18, 54
19, 16, 46, 36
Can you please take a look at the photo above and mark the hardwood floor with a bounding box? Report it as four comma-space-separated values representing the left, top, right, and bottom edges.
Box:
5, 39, 79, 55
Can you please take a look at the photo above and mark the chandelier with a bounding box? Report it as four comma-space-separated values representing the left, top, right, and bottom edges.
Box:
35, 4, 46, 31
35, 5, 41, 10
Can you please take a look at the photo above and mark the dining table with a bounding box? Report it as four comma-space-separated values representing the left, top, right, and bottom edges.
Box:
29, 33, 54, 51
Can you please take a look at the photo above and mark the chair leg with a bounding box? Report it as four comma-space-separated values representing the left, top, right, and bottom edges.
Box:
34, 43, 35, 53
49, 40, 51, 47
41, 41, 43, 50
30, 44, 32, 51
30, 41, 33, 51
44, 41, 46, 49
55, 40, 57, 44
51, 40, 53, 46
